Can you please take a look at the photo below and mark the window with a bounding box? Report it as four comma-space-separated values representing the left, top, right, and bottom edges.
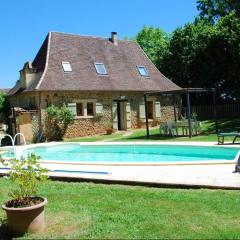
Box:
94, 63, 107, 75
87, 102, 94, 116
137, 66, 148, 76
68, 101, 96, 118
62, 61, 72, 72
76, 103, 83, 116
147, 101, 154, 119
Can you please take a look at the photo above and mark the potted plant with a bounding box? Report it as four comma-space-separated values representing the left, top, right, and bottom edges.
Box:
104, 121, 113, 135
0, 153, 48, 235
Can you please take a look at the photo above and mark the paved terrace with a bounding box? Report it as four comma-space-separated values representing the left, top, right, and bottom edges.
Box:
0, 142, 240, 189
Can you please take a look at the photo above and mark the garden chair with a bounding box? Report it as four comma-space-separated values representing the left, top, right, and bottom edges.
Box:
167, 121, 178, 136
159, 122, 168, 135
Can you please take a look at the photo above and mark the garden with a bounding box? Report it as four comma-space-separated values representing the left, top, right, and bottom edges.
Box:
1, 179, 240, 239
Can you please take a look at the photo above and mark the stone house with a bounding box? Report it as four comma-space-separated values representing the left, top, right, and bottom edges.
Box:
7, 31, 181, 142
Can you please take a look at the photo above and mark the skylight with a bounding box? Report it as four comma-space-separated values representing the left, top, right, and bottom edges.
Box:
137, 66, 148, 76
94, 63, 107, 75
62, 61, 72, 72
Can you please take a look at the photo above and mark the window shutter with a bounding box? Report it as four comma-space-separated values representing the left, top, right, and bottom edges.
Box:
126, 102, 131, 129
155, 101, 161, 118
112, 102, 118, 130
139, 101, 146, 119
67, 103, 77, 116
96, 102, 103, 115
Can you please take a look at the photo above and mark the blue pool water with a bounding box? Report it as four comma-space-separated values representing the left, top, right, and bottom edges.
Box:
4, 144, 240, 163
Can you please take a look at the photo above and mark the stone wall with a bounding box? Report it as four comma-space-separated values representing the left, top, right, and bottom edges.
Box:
16, 112, 39, 144
8, 91, 181, 139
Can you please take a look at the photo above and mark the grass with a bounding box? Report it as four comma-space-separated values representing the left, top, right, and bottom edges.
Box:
64, 132, 124, 142
64, 119, 240, 143
0, 179, 240, 239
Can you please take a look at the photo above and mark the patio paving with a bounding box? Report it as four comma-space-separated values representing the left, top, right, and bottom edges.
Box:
0, 141, 240, 189
41, 162, 240, 189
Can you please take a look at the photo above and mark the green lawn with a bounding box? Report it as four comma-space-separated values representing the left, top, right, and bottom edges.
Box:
64, 132, 124, 142
64, 119, 240, 143
0, 179, 240, 239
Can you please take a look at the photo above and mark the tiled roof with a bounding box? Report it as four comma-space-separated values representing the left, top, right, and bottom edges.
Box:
9, 32, 181, 95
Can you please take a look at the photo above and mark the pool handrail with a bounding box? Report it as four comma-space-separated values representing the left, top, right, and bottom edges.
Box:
234, 151, 240, 173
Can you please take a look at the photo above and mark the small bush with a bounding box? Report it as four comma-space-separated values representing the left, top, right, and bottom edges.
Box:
0, 154, 48, 202
45, 104, 74, 141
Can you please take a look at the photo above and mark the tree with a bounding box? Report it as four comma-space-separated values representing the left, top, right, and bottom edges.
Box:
216, 12, 240, 100
0, 91, 6, 109
0, 91, 10, 123
135, 26, 170, 68
162, 21, 217, 87
197, 0, 240, 23
161, 18, 239, 103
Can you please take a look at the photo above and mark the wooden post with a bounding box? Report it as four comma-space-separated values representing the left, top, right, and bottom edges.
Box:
144, 94, 149, 138
213, 89, 218, 133
173, 94, 177, 122
186, 91, 192, 138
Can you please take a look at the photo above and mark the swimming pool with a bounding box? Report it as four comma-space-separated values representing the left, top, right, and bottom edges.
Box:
4, 143, 240, 164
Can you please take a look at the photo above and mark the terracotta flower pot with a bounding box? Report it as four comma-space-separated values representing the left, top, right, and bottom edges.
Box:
2, 197, 47, 235
106, 128, 113, 135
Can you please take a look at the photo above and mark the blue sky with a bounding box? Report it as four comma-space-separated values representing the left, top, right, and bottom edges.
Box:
0, 0, 198, 88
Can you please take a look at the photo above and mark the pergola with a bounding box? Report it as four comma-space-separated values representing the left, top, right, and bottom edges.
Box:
144, 88, 217, 138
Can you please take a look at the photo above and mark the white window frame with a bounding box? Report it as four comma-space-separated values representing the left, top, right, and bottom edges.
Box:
73, 100, 96, 119
62, 61, 72, 72
94, 62, 107, 75
137, 65, 149, 76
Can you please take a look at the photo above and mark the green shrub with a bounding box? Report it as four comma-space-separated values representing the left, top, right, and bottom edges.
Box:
45, 104, 74, 141
0, 154, 48, 201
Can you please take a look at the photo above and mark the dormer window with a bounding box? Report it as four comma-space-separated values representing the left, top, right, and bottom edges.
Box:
137, 66, 148, 76
94, 63, 107, 75
62, 61, 72, 72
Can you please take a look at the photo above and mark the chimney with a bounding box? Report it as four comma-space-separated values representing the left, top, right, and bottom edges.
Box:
110, 32, 118, 46
19, 62, 38, 89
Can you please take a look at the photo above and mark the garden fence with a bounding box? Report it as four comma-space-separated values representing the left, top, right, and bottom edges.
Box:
183, 103, 240, 120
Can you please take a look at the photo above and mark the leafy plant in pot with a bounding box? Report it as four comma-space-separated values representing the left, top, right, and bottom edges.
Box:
104, 121, 113, 135
0, 153, 48, 235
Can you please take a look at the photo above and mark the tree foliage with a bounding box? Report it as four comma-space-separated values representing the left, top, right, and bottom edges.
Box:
197, 0, 240, 23
0, 91, 10, 123
135, 26, 170, 67
133, 1, 240, 103
0, 91, 6, 109
45, 104, 74, 141
161, 13, 240, 103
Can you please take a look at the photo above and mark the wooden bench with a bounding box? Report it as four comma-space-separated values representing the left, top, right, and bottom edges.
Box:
217, 132, 240, 144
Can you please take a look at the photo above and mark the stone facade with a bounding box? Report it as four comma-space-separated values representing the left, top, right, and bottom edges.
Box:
8, 91, 181, 140
14, 112, 39, 144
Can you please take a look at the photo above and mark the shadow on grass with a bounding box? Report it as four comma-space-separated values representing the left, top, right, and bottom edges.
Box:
123, 133, 184, 141
123, 119, 240, 141
0, 218, 17, 240
203, 119, 240, 134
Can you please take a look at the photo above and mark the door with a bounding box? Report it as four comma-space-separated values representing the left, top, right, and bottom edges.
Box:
117, 102, 127, 130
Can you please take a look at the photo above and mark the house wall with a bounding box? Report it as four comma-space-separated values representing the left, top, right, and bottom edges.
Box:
8, 91, 180, 139
15, 112, 39, 144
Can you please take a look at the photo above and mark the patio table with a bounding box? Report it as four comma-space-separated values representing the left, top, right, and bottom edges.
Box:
176, 121, 201, 136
